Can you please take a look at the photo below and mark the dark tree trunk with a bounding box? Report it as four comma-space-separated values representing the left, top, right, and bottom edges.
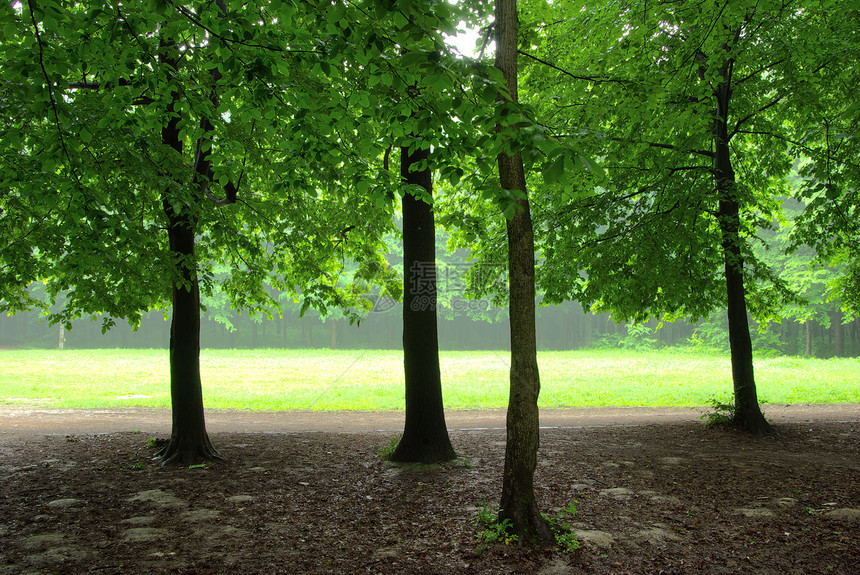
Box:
155, 37, 221, 465
713, 70, 773, 435
805, 322, 813, 356
391, 146, 455, 464
494, 0, 552, 545
330, 321, 336, 349
156, 222, 221, 465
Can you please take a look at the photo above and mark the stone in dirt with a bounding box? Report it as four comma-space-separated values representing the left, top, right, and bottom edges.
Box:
536, 557, 570, 574
600, 487, 634, 499
574, 529, 615, 548
772, 497, 798, 508
123, 516, 156, 525
128, 489, 185, 508
24, 533, 66, 548
637, 524, 681, 544
180, 509, 221, 522
122, 527, 170, 542
735, 507, 776, 518
824, 508, 860, 522
46, 498, 84, 508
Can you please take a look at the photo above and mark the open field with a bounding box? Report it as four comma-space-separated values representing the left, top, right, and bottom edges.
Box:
1, 348, 857, 410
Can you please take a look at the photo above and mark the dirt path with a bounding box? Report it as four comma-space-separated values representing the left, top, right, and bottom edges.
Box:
2, 403, 859, 574
0, 403, 857, 439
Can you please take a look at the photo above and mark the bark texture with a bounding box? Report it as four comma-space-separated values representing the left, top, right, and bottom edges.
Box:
391, 145, 456, 464
495, 0, 552, 545
713, 63, 773, 435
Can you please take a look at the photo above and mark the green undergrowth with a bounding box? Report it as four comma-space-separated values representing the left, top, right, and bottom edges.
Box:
700, 399, 739, 428
1, 348, 858, 410
476, 501, 580, 552
378, 435, 401, 461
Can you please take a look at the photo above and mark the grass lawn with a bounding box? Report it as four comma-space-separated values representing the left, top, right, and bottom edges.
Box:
0, 348, 857, 410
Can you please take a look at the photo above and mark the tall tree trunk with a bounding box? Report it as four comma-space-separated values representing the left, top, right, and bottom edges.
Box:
155, 37, 221, 465
713, 72, 773, 435
495, 0, 552, 545
805, 322, 812, 356
391, 146, 455, 463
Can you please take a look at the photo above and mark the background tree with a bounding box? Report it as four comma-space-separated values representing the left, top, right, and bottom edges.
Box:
787, 2, 860, 315
515, 0, 847, 433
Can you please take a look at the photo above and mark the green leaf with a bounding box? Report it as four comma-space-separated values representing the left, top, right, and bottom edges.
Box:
542, 155, 565, 185
825, 183, 841, 201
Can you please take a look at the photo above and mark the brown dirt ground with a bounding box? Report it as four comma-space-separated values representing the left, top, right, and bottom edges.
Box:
0, 404, 858, 574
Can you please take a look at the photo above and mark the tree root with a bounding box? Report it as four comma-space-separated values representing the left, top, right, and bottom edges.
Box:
155, 435, 225, 467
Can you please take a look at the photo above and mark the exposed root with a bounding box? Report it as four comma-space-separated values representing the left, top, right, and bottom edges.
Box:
155, 436, 225, 467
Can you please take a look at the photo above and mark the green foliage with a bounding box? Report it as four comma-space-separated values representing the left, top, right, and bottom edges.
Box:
0, 0, 481, 330
509, 0, 856, 336
543, 501, 580, 552
378, 434, 401, 461
476, 502, 518, 546
700, 399, 737, 428
594, 323, 661, 351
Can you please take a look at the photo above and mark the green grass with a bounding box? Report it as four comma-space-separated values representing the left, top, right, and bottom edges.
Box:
0, 348, 857, 410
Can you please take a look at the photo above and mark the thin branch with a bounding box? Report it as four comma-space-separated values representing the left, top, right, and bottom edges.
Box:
734, 58, 788, 85
517, 49, 630, 84
167, 0, 319, 54
68, 80, 155, 105
26, 0, 82, 188
554, 133, 715, 158
730, 95, 785, 138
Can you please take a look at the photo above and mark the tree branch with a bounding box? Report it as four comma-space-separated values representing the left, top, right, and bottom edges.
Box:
26, 0, 81, 188
730, 95, 785, 138
735, 58, 787, 85
517, 49, 630, 84
167, 0, 320, 55
68, 79, 155, 105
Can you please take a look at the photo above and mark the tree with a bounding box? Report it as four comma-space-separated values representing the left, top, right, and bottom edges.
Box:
755, 198, 852, 357
516, 0, 846, 433
0, 0, 402, 464
494, 0, 553, 545
390, 141, 456, 463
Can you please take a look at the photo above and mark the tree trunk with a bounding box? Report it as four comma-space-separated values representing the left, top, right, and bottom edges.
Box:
156, 222, 221, 466
154, 37, 221, 465
330, 321, 336, 349
833, 310, 844, 357
391, 145, 455, 464
805, 322, 812, 356
302, 316, 313, 347
713, 72, 773, 435
495, 0, 552, 545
